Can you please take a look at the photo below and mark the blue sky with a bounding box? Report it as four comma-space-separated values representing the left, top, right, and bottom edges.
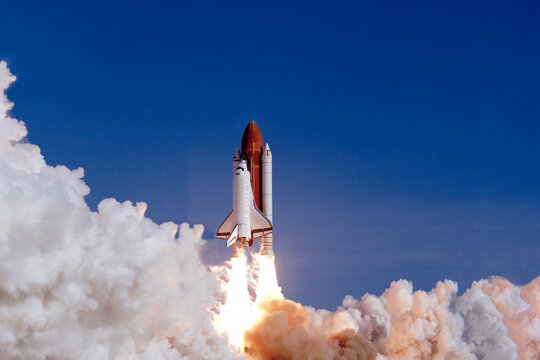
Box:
2, 0, 539, 308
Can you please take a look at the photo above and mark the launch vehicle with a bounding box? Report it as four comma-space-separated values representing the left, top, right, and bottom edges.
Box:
216, 121, 274, 258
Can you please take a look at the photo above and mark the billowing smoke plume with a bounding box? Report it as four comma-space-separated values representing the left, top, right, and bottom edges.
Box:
244, 296, 378, 359
245, 278, 539, 360
1, 61, 538, 360
0, 61, 232, 359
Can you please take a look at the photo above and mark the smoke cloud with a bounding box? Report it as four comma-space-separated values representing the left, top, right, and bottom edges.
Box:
1, 61, 538, 359
245, 278, 539, 360
0, 61, 231, 359
244, 296, 378, 360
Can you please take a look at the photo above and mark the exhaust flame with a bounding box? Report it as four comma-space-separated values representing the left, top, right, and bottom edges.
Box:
255, 255, 282, 304
214, 252, 282, 352
214, 254, 252, 350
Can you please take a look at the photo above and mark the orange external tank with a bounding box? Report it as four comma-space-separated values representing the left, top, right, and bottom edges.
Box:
241, 120, 264, 210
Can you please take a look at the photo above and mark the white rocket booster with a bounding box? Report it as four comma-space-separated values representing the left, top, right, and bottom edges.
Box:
260, 143, 273, 256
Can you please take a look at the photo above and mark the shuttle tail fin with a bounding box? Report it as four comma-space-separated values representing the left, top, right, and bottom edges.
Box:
216, 210, 235, 239
226, 225, 239, 247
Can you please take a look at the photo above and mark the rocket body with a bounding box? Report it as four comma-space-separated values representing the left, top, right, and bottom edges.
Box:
216, 121, 275, 257
261, 143, 273, 256
233, 155, 252, 243
241, 122, 264, 209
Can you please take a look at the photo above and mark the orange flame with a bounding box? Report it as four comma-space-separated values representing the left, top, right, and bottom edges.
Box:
214, 253, 282, 352
214, 255, 252, 349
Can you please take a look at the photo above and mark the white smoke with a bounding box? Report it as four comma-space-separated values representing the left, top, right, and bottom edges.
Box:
0, 61, 232, 359
245, 277, 539, 360
1, 61, 538, 360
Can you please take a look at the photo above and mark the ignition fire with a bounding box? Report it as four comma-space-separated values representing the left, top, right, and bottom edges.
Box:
255, 255, 282, 304
214, 252, 281, 351
214, 254, 252, 349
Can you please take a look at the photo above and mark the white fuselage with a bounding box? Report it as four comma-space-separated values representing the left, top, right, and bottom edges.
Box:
233, 155, 252, 242
217, 147, 273, 256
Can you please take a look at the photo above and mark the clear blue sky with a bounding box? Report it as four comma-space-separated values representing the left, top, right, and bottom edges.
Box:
2, 0, 539, 308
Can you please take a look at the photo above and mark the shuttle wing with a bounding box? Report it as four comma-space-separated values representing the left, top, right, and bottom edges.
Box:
216, 210, 235, 239
250, 200, 273, 239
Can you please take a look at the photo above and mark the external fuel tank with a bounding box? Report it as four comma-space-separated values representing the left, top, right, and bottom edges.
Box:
241, 120, 264, 210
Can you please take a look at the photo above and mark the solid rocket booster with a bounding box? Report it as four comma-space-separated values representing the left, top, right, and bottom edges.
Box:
260, 143, 273, 256
216, 121, 275, 257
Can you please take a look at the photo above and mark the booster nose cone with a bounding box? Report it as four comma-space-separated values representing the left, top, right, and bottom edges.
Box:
262, 143, 272, 162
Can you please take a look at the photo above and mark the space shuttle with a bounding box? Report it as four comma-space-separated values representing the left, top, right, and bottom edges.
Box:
216, 121, 274, 258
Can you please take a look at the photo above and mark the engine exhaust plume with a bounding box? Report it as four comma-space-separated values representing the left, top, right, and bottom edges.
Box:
255, 254, 281, 304
213, 254, 252, 350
